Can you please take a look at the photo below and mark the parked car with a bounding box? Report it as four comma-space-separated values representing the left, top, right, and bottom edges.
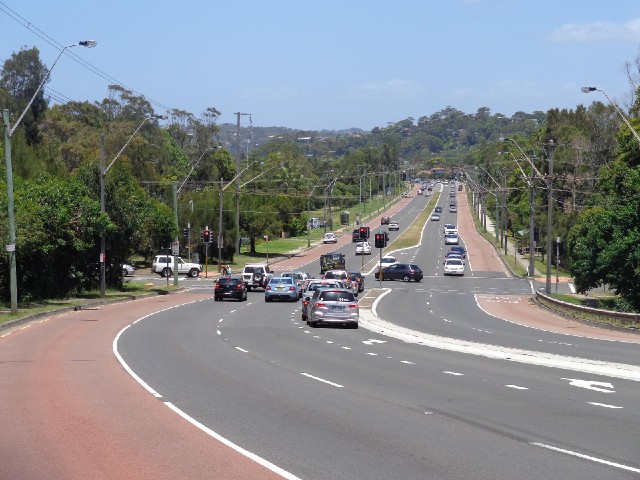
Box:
375, 263, 423, 282
388, 221, 399, 231
449, 246, 466, 259
443, 258, 465, 276
445, 233, 459, 245
265, 276, 299, 302
122, 263, 135, 276
323, 232, 337, 244
381, 216, 390, 225
355, 241, 372, 255
151, 255, 202, 278
214, 276, 248, 301
348, 271, 365, 292
430, 213, 441, 221
307, 288, 359, 328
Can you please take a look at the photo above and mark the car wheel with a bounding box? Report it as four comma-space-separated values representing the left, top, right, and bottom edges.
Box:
265, 296, 270, 302
402, 275, 410, 282
122, 268, 128, 277
189, 268, 199, 278
162, 267, 172, 277
415, 278, 422, 282
214, 296, 219, 302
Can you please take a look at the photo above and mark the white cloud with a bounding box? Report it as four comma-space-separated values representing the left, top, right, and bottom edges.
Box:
548, 18, 640, 42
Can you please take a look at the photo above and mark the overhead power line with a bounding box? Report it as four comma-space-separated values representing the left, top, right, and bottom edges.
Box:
0, 1, 171, 112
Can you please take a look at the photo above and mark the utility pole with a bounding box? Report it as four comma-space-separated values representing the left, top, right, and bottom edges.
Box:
545, 140, 556, 295
502, 171, 507, 255
234, 112, 251, 256
528, 164, 536, 277
218, 178, 224, 272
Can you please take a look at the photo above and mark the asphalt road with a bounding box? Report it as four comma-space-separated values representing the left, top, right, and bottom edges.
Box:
3, 184, 639, 479
116, 185, 640, 479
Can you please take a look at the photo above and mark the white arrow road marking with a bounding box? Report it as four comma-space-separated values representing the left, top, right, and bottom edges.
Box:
561, 378, 615, 393
363, 338, 387, 345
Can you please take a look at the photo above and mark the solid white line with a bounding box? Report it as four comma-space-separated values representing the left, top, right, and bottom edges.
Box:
530, 442, 640, 473
164, 402, 303, 480
587, 402, 623, 409
235, 346, 249, 353
300, 372, 344, 388
113, 324, 163, 398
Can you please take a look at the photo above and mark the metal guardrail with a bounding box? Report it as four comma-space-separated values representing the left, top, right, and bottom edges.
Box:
535, 290, 640, 331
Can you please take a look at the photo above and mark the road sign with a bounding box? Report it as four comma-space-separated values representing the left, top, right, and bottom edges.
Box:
172, 241, 179, 255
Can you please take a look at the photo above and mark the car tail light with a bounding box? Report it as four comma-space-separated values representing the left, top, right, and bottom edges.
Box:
315, 303, 326, 308
215, 284, 221, 290
236, 284, 243, 290
266, 286, 271, 291
347, 304, 358, 309
289, 286, 295, 291
303, 300, 309, 306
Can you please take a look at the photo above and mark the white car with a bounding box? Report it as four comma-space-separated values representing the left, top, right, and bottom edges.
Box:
388, 221, 399, 231
430, 213, 440, 221
445, 233, 459, 245
444, 225, 458, 235
378, 256, 398, 269
323, 232, 337, 244
444, 258, 465, 276
355, 241, 372, 255
151, 255, 202, 278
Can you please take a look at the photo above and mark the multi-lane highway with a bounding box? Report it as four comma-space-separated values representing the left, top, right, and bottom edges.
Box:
2, 184, 639, 479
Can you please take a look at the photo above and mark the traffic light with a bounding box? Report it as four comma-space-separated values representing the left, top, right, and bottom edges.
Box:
183, 228, 189, 239
202, 229, 212, 243
359, 226, 370, 240
374, 232, 386, 249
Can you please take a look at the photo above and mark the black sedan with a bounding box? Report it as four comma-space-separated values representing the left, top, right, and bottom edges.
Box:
375, 263, 423, 282
214, 276, 248, 301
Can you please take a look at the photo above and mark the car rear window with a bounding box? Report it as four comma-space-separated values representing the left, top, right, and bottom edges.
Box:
270, 278, 292, 285
319, 291, 356, 302
218, 278, 239, 285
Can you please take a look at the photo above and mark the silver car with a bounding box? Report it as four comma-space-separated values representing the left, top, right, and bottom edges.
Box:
307, 288, 359, 328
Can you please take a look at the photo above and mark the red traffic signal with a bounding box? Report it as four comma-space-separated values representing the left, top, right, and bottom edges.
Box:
202, 229, 212, 243
359, 226, 370, 239
374, 232, 386, 249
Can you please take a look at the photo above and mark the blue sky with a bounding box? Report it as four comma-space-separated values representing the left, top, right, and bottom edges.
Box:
2, 0, 640, 131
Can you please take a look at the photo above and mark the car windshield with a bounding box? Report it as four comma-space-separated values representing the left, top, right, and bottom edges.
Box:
319, 291, 356, 302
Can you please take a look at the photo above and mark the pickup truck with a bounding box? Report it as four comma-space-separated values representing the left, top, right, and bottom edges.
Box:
151, 255, 202, 277
242, 264, 274, 291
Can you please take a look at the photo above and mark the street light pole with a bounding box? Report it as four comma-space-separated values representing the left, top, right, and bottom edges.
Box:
582, 86, 640, 146
545, 140, 556, 295
2, 40, 96, 313
100, 114, 166, 296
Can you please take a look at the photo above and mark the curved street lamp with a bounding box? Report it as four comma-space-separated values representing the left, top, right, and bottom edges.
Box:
2, 40, 96, 313
582, 86, 640, 146
99, 113, 166, 295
